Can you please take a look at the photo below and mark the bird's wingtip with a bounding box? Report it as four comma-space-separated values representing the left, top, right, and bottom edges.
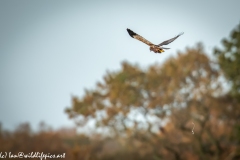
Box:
179, 32, 184, 36
126, 28, 136, 38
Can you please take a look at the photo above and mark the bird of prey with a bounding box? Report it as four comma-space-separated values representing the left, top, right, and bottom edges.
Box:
127, 28, 184, 53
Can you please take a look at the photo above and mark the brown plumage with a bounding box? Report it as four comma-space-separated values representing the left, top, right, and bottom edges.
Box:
127, 28, 184, 54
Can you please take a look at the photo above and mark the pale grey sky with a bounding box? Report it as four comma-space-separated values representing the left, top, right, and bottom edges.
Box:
0, 0, 240, 130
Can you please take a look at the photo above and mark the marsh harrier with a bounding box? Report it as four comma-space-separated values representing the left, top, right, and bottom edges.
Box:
127, 28, 184, 53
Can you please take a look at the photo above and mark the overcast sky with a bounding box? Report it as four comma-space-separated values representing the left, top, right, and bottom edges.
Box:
0, 0, 240, 131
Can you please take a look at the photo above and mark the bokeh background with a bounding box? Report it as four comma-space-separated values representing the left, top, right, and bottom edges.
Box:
0, 0, 240, 160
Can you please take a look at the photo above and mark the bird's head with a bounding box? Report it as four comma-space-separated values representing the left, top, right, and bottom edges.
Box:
149, 47, 154, 52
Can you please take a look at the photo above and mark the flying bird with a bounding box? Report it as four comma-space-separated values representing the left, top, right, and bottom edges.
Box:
127, 28, 184, 53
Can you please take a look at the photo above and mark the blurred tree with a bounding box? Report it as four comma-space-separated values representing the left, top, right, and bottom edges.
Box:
66, 44, 240, 159
214, 23, 240, 99
66, 44, 220, 136
214, 24, 240, 159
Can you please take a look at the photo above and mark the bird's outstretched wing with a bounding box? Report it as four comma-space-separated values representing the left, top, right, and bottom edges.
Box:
158, 32, 184, 46
127, 28, 154, 46
162, 47, 170, 49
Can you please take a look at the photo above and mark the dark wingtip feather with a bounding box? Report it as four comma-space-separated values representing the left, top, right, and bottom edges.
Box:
127, 28, 137, 38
